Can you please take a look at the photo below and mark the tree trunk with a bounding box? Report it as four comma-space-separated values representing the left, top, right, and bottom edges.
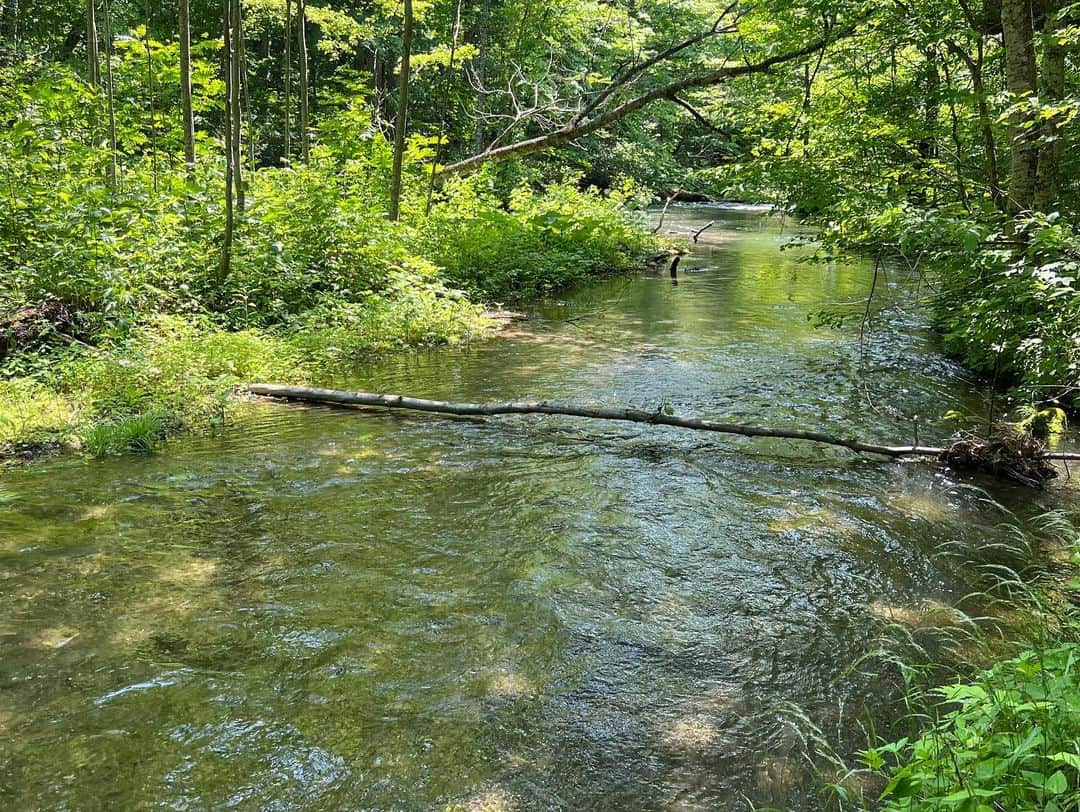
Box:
144, 0, 158, 191
918, 50, 940, 161
388, 0, 413, 221
283, 0, 291, 164
1034, 0, 1064, 212
179, 0, 196, 174
221, 0, 235, 280
230, 0, 244, 211
426, 0, 462, 213
247, 383, 948, 458
473, 0, 491, 153
237, 0, 254, 174
1000, 0, 1039, 215
102, 0, 118, 188
246, 384, 1080, 485
973, 40, 1003, 209
86, 0, 100, 88
298, 0, 309, 162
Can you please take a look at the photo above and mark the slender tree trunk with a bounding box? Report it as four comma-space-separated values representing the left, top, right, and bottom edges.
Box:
102, 0, 118, 188
426, 0, 462, 213
222, 0, 235, 279
372, 48, 383, 120
298, 0, 310, 162
230, 0, 244, 211
938, 54, 969, 209
473, 0, 491, 153
1034, 0, 1064, 212
388, 0, 413, 221
86, 0, 101, 162
800, 63, 812, 146
144, 0, 159, 191
1000, 0, 1039, 215
973, 40, 1003, 209
918, 50, 940, 161
179, 0, 196, 175
86, 0, 100, 88
283, 0, 291, 164
237, 0, 254, 174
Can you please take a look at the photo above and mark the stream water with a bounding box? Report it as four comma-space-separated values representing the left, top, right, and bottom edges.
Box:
0, 205, 1071, 810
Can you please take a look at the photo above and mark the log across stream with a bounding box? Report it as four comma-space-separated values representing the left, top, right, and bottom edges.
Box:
247, 383, 1080, 483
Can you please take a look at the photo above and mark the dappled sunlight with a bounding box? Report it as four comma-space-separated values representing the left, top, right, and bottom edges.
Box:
477, 666, 537, 702
660, 713, 723, 750
868, 599, 971, 628
881, 488, 957, 524
77, 504, 115, 522
767, 506, 860, 541
455, 786, 519, 812
25, 625, 80, 650
155, 556, 219, 588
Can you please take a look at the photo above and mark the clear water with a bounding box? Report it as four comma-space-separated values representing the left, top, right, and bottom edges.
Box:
0, 206, 1069, 810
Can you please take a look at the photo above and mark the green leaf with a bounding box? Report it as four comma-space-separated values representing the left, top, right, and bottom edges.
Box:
1045, 770, 1068, 794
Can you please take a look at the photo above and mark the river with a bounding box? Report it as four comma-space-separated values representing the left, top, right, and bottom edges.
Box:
0, 205, 1070, 809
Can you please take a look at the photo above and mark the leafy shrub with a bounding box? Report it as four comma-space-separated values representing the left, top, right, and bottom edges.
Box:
821, 204, 1080, 405
865, 644, 1080, 811
289, 267, 492, 372
416, 174, 656, 300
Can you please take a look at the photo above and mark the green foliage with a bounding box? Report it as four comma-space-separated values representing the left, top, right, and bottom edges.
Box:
417, 174, 655, 300
82, 412, 167, 456
289, 268, 491, 372
864, 645, 1080, 811
819, 204, 1080, 403
0, 379, 82, 449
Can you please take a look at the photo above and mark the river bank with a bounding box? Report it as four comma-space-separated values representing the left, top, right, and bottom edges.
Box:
0, 178, 656, 462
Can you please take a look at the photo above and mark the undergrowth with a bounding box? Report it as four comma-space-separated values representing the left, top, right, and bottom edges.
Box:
0, 70, 656, 459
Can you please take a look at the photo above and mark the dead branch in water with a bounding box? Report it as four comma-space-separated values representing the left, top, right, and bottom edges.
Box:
246, 384, 1080, 486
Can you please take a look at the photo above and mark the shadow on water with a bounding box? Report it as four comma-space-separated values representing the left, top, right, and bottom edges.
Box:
0, 204, 1075, 810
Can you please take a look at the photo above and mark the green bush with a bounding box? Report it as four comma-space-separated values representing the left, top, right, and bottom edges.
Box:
819, 204, 1080, 406
416, 174, 655, 300
0, 62, 656, 460
864, 644, 1080, 811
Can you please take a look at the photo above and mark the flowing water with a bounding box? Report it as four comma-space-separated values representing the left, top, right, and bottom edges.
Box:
0, 205, 1072, 810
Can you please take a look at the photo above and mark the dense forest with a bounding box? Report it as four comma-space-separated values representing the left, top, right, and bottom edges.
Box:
3, 0, 1080, 808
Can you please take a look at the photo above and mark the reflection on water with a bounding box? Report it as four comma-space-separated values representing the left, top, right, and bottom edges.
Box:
0, 205, 1069, 809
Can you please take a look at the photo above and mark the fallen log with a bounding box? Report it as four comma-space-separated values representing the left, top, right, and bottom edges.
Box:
246, 384, 1080, 485
244, 384, 906, 452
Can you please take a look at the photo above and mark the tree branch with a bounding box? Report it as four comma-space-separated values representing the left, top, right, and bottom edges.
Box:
435, 22, 859, 180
